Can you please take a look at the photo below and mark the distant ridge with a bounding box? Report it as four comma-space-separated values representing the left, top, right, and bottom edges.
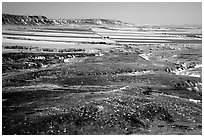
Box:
2, 14, 53, 26
2, 14, 133, 26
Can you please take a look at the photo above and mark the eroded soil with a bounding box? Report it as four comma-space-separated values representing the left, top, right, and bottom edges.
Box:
2, 44, 202, 135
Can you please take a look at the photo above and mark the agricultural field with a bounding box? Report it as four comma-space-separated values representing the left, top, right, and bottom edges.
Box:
2, 14, 202, 135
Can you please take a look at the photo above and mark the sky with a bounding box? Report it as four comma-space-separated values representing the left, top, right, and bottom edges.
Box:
2, 2, 202, 25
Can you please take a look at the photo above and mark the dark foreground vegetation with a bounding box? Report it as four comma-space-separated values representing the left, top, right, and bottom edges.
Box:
2, 45, 202, 135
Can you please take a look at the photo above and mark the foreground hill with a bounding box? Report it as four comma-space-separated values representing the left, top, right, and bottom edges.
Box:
2, 47, 202, 135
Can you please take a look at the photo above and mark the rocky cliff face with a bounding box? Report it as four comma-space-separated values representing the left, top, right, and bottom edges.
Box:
2, 14, 132, 26
51, 18, 125, 26
2, 14, 54, 26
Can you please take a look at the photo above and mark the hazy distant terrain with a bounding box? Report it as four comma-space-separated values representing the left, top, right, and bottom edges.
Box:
2, 14, 202, 135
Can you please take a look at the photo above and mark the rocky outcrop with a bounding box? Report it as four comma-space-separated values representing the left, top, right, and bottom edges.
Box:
2, 14, 54, 26
54, 18, 126, 26
2, 13, 132, 26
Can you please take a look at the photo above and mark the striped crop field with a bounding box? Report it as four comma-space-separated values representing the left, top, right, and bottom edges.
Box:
2, 27, 117, 50
92, 27, 202, 44
2, 26, 202, 51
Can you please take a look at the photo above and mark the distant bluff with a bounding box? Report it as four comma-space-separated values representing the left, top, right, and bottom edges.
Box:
2, 14, 133, 26
2, 14, 53, 26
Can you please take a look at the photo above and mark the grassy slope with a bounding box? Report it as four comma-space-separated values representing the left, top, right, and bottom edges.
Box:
2, 48, 202, 135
